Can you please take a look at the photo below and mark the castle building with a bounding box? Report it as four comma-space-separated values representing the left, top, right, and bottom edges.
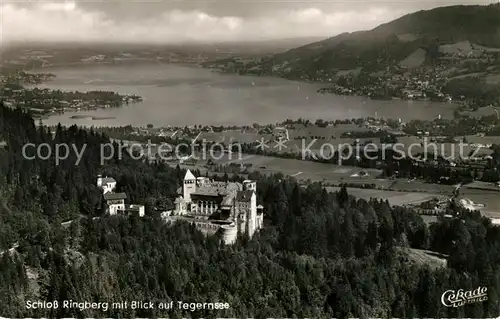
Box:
166, 170, 264, 245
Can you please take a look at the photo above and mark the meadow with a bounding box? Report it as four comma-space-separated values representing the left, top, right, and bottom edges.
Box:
326, 186, 445, 206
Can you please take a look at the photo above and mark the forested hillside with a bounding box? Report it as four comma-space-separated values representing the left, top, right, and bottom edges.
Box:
0, 103, 499, 317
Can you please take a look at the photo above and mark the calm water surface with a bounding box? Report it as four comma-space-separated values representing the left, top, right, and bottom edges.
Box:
36, 63, 458, 127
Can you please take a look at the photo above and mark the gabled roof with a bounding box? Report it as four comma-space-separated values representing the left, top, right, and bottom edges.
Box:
184, 169, 196, 180
236, 190, 254, 202
101, 177, 116, 184
104, 192, 127, 201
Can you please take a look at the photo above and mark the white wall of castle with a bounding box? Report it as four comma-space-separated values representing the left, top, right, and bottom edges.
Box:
248, 193, 257, 238
221, 225, 238, 245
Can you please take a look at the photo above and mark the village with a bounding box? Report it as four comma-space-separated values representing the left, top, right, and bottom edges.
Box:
207, 40, 500, 106
0, 72, 143, 115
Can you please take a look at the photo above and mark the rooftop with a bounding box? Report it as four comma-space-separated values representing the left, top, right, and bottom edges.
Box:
104, 192, 127, 201
221, 195, 234, 207
101, 177, 116, 184
125, 205, 144, 212
192, 186, 230, 197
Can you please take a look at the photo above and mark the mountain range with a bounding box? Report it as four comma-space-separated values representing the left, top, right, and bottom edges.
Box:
249, 4, 500, 75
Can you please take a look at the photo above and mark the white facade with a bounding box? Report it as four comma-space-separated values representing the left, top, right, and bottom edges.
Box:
128, 204, 145, 217
107, 199, 126, 215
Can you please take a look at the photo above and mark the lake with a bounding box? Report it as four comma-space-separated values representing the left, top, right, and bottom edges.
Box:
36, 63, 458, 127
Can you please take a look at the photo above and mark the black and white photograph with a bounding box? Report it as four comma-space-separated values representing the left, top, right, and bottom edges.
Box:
0, 0, 500, 317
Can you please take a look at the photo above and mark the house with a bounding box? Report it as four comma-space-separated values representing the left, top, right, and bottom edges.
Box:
104, 192, 127, 215
97, 175, 145, 218
97, 175, 116, 194
119, 204, 145, 217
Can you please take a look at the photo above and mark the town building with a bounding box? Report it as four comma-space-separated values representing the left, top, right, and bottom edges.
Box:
165, 170, 264, 245
121, 204, 146, 217
103, 192, 127, 215
97, 175, 117, 194
98, 176, 145, 217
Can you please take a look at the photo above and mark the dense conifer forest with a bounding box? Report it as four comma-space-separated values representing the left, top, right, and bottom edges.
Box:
0, 103, 499, 317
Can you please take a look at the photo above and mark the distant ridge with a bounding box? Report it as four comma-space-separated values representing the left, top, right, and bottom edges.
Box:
258, 4, 500, 73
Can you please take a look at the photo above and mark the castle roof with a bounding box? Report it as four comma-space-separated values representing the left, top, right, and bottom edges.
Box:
221, 195, 234, 207
236, 190, 254, 202
191, 181, 242, 198
104, 192, 127, 201
192, 189, 221, 197
184, 169, 196, 180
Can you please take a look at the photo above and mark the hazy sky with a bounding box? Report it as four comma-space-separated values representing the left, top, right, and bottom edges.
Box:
0, 0, 494, 45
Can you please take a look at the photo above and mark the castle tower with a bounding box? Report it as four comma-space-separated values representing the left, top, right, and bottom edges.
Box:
247, 191, 257, 237
183, 169, 197, 202
241, 180, 258, 237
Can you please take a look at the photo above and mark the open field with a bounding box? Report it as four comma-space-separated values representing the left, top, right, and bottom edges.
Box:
212, 153, 387, 185
326, 187, 444, 206
463, 181, 500, 192
406, 248, 447, 269
448, 72, 485, 80
486, 74, 500, 85
399, 48, 426, 68
388, 179, 455, 194
197, 131, 496, 161
458, 192, 500, 219
464, 134, 500, 145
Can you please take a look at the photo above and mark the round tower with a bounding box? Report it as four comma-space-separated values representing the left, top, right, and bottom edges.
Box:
220, 224, 237, 245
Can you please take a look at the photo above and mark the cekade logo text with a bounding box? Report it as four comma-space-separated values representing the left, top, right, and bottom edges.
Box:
441, 286, 488, 307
